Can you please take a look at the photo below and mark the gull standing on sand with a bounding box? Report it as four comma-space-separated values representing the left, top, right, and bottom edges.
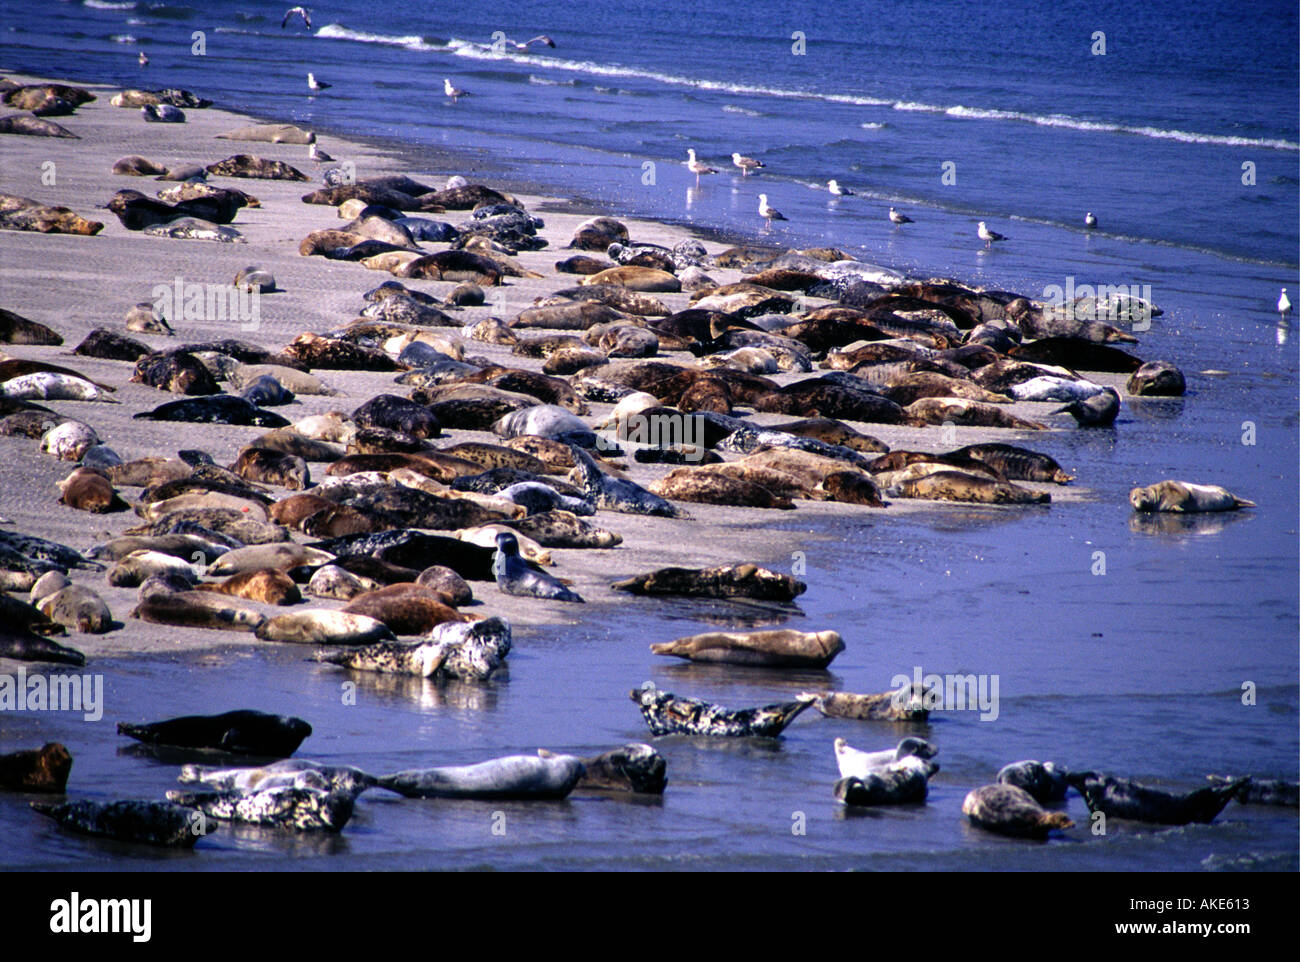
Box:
308, 143, 334, 163
685, 149, 718, 185
307, 72, 331, 92
1278, 287, 1291, 321
827, 179, 854, 196
444, 78, 466, 101
758, 193, 786, 229
1085, 211, 1098, 229
732, 152, 764, 176
889, 206, 913, 226
138, 51, 149, 67
283, 7, 312, 29
978, 221, 1006, 249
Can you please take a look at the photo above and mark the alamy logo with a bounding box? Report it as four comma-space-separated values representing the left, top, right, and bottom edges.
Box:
0, 667, 102, 721
151, 276, 260, 331
890, 666, 1000, 721
50, 893, 151, 942
596, 411, 705, 460
1041, 275, 1152, 331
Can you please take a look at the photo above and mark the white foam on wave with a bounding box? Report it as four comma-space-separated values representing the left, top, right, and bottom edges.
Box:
722, 105, 761, 116
109, 33, 138, 43
316, 23, 438, 52
85, 0, 137, 9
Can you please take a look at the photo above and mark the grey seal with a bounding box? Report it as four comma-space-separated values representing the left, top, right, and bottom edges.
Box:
629, 682, 814, 737
376, 751, 586, 800
493, 532, 583, 602
996, 760, 1071, 804
962, 784, 1075, 839
116, 710, 312, 757
1066, 771, 1250, 825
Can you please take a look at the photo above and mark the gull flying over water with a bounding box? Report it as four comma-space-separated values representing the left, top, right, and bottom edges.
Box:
758, 193, 786, 229
283, 6, 312, 29
978, 221, 1006, 249
444, 78, 467, 101
685, 149, 718, 185
307, 72, 331, 92
732, 152, 764, 176
889, 206, 913, 225
513, 35, 556, 50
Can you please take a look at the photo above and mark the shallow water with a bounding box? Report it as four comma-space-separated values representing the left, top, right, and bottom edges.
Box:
1, 0, 1297, 870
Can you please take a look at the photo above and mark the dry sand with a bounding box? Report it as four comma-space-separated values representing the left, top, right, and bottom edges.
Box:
0, 72, 1094, 663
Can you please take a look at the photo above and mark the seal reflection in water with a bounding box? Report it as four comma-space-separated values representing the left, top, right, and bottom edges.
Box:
629, 682, 815, 737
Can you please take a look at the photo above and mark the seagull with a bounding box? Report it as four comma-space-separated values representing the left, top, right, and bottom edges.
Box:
444, 78, 466, 101
282, 6, 312, 29
827, 179, 854, 196
684, 148, 718, 185
732, 152, 764, 176
978, 221, 1006, 249
1278, 287, 1291, 321
307, 72, 331, 92
889, 206, 913, 226
513, 35, 556, 50
138, 51, 149, 67
308, 143, 334, 163
758, 193, 786, 229
1085, 211, 1098, 229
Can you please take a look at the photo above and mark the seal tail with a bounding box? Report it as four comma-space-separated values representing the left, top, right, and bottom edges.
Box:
1234, 497, 1257, 508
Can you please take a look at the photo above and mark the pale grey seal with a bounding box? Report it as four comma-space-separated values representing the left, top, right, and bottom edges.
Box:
493, 532, 583, 602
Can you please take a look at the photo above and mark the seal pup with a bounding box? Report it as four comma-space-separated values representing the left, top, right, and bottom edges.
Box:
630, 682, 815, 737
31, 799, 202, 848
376, 751, 585, 800
0, 742, 72, 793
165, 786, 353, 832
195, 568, 300, 605
834, 737, 937, 779
835, 756, 936, 806
567, 744, 666, 794
962, 784, 1074, 839
1055, 386, 1119, 426
57, 467, 128, 513
651, 629, 843, 668
996, 760, 1071, 804
1129, 480, 1255, 513
493, 532, 583, 602
1066, 771, 1250, 825
117, 710, 312, 757
1206, 775, 1298, 808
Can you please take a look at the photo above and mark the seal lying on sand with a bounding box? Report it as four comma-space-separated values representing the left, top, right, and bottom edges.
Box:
568, 444, 687, 517
376, 751, 586, 800
1066, 771, 1249, 825
165, 786, 354, 833
835, 756, 937, 806
651, 629, 843, 668
612, 563, 805, 601
492, 532, 583, 602
0, 742, 72, 793
962, 784, 1075, 839
31, 799, 202, 848
629, 682, 815, 737
0, 627, 86, 666
1129, 480, 1255, 513
117, 709, 312, 757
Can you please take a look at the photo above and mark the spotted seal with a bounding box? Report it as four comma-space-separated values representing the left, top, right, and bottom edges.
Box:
39, 585, 113, 633
31, 799, 202, 847
629, 683, 815, 737
962, 784, 1075, 838
117, 709, 312, 757
376, 751, 585, 800
996, 760, 1071, 804
178, 759, 376, 796
611, 563, 804, 601
165, 786, 353, 832
567, 744, 667, 794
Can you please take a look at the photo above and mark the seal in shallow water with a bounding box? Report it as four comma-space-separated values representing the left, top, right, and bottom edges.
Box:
996, 760, 1071, 804
651, 629, 843, 668
567, 744, 667, 794
31, 799, 202, 847
629, 682, 815, 737
1128, 480, 1255, 513
165, 785, 354, 832
376, 751, 586, 800
117, 710, 312, 757
0, 743, 72, 793
1066, 771, 1249, 825
834, 737, 937, 779
835, 756, 937, 807
962, 784, 1075, 839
